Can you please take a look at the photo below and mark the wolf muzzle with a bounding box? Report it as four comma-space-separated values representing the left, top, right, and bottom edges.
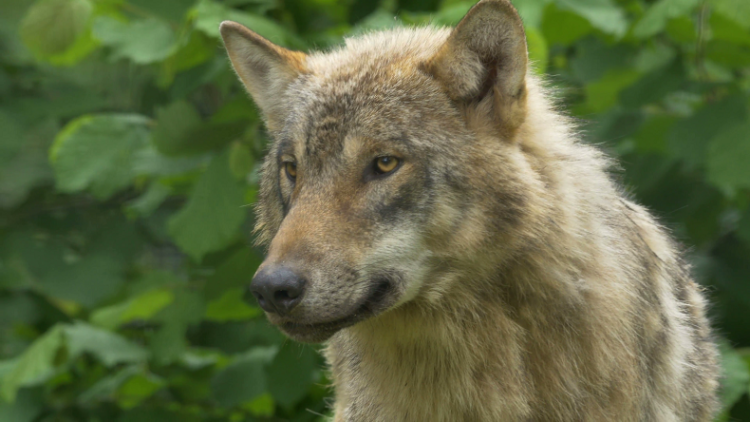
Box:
247, 266, 306, 316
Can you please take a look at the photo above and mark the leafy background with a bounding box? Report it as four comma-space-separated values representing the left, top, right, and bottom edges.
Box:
0, 0, 749, 420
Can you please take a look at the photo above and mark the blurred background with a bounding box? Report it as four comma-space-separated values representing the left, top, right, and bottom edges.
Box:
0, 0, 749, 420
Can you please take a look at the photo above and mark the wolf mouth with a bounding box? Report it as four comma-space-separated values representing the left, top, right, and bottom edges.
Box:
279, 279, 392, 341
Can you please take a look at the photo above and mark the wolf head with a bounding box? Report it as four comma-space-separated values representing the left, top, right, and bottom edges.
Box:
221, 0, 535, 342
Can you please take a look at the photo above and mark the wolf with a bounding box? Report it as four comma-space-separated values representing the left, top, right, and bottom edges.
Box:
220, 0, 720, 420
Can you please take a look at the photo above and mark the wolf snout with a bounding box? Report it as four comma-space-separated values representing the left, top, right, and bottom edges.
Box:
247, 266, 306, 316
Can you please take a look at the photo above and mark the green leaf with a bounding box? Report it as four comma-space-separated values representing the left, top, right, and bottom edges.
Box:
633, 115, 676, 153
150, 290, 205, 364
711, 13, 750, 46
211, 354, 267, 408
79, 365, 140, 404
0, 139, 53, 209
64, 322, 149, 366
51, 114, 150, 199
245, 393, 275, 417
119, 408, 192, 422
20, 0, 93, 57
0, 387, 43, 422
192, 0, 292, 46
665, 16, 697, 43
705, 40, 750, 68
128, 0, 195, 23
1, 325, 64, 402
133, 146, 209, 177
668, 95, 748, 168
116, 373, 165, 408
526, 27, 548, 74
229, 141, 254, 179
267, 342, 318, 407
619, 60, 684, 108
719, 340, 750, 411
204, 288, 261, 322
90, 289, 174, 330
738, 208, 750, 245
152, 101, 248, 156
203, 248, 263, 300
0, 111, 25, 167
632, 0, 700, 39
125, 182, 172, 217
513, 0, 550, 28
707, 122, 750, 193
569, 38, 635, 83
37, 253, 125, 308
168, 152, 247, 261
555, 0, 627, 38
710, 0, 750, 29
93, 17, 177, 64
584, 69, 640, 113
432, 2, 474, 26
151, 101, 201, 154
541, 3, 592, 46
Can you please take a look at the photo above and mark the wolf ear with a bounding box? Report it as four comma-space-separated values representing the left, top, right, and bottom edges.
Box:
220, 21, 307, 132
423, 0, 528, 136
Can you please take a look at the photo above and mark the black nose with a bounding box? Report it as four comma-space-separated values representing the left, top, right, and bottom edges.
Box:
247, 266, 306, 315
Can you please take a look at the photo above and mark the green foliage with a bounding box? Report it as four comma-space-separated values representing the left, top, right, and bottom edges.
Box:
0, 0, 749, 420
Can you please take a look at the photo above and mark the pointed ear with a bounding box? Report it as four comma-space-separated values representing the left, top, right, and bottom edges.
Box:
423, 0, 528, 137
220, 21, 307, 132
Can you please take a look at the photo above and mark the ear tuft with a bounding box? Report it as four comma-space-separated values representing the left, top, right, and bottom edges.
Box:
424, 0, 528, 137
220, 21, 307, 132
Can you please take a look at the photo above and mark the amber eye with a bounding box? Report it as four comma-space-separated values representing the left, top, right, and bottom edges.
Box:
284, 162, 297, 180
375, 156, 399, 175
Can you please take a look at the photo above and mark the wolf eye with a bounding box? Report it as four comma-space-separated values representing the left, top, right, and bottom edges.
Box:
374, 156, 399, 175
284, 162, 297, 180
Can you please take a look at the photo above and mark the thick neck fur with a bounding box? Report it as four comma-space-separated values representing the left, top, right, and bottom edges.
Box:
324, 76, 716, 422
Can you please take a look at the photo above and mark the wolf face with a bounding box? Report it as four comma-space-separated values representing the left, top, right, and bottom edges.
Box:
221, 1, 530, 343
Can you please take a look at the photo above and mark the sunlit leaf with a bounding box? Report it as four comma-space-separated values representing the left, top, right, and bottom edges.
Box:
711, 13, 750, 46
204, 288, 261, 322
117, 373, 165, 408
20, 0, 93, 57
0, 325, 63, 402
526, 27, 548, 74
51, 114, 150, 199
90, 289, 174, 329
